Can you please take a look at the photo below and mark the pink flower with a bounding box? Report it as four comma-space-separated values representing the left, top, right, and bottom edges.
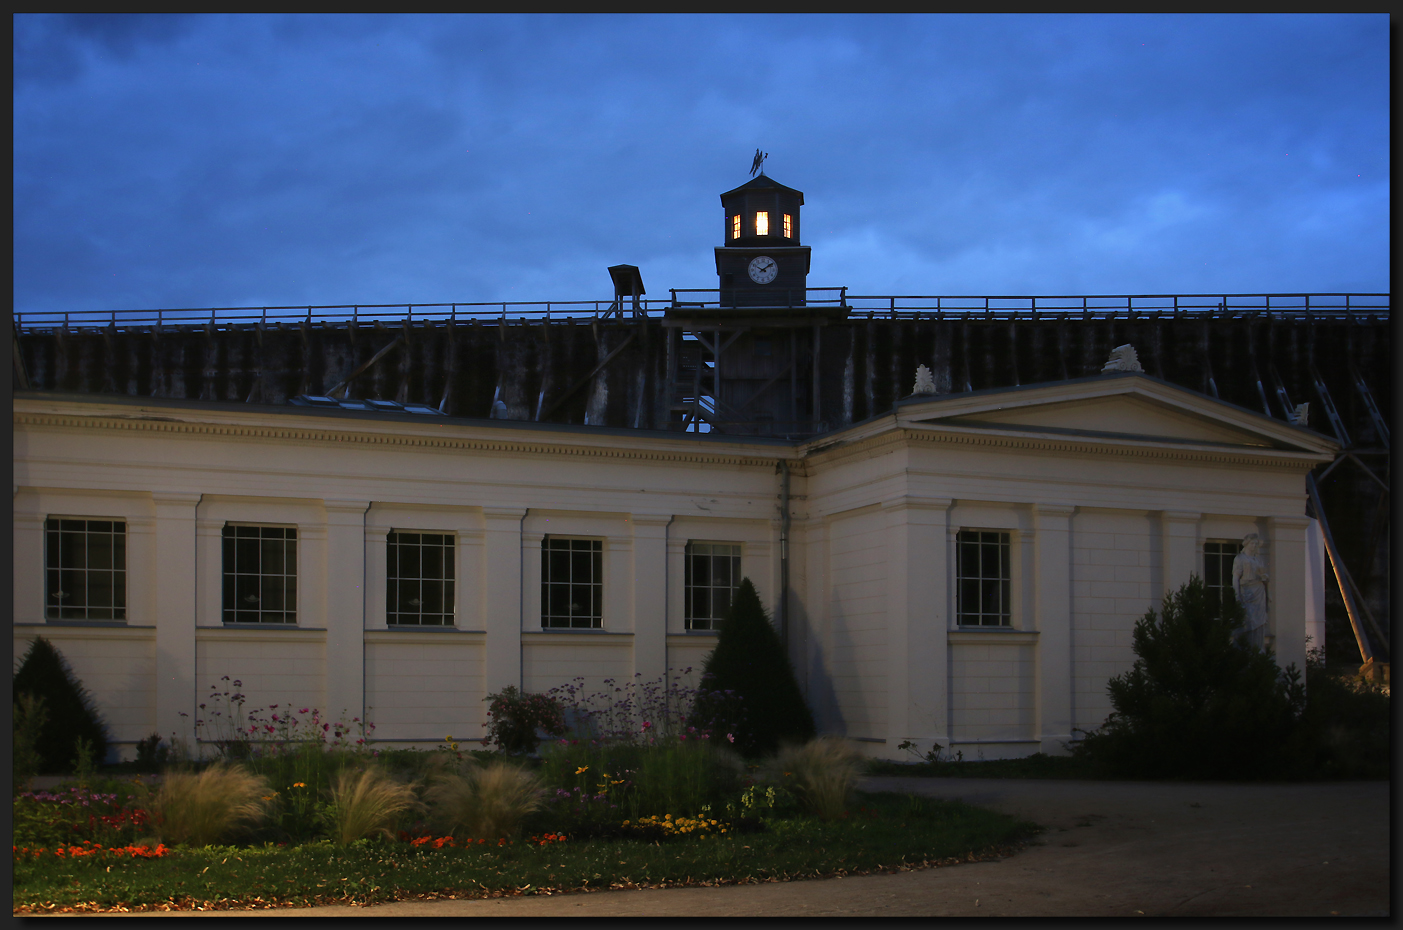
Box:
323, 723, 330, 731
272, 714, 279, 721
727, 733, 735, 743
299, 708, 309, 714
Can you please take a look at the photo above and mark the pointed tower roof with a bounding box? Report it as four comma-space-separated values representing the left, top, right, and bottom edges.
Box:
719, 173, 805, 204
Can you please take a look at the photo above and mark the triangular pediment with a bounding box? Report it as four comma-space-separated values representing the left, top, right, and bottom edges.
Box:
890, 373, 1338, 454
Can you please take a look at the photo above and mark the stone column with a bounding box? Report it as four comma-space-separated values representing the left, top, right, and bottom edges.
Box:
1034, 504, 1075, 755
482, 508, 525, 696
1161, 511, 1202, 598
323, 500, 369, 723
884, 496, 953, 754
152, 493, 201, 746
1267, 514, 1311, 675
631, 514, 671, 682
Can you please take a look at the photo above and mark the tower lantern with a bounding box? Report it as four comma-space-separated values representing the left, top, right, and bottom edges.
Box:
716, 173, 811, 308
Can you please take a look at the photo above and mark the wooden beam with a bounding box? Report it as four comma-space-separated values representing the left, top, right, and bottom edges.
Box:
539, 330, 637, 422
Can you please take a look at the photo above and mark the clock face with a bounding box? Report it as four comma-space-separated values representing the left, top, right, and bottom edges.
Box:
747, 256, 778, 284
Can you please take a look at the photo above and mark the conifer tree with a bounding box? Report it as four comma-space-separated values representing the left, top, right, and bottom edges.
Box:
692, 578, 815, 758
12, 637, 109, 774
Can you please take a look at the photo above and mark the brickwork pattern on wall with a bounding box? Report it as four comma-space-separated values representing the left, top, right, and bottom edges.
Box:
1071, 512, 1159, 733
366, 640, 485, 741
949, 641, 1035, 742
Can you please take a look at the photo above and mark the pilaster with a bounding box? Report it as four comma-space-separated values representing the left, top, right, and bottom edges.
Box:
1033, 503, 1075, 755
1161, 510, 1202, 597
482, 508, 525, 695
323, 500, 369, 722
631, 514, 671, 682
1268, 514, 1311, 674
883, 496, 953, 753
152, 493, 201, 746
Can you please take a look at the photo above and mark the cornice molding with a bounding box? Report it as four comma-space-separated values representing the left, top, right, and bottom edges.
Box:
803, 425, 1328, 472
15, 408, 1327, 473
14, 411, 789, 471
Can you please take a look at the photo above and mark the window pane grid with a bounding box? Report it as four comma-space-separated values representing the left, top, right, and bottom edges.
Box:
541, 538, 602, 629
956, 530, 1011, 627
222, 525, 297, 624
1204, 540, 1240, 618
387, 531, 455, 626
685, 542, 741, 631
45, 518, 126, 620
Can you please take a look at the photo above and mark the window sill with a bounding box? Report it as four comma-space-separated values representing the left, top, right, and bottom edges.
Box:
948, 629, 1039, 645
34, 619, 134, 627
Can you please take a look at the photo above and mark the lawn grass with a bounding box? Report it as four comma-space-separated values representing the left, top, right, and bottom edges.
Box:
12, 791, 1037, 914
866, 753, 1096, 780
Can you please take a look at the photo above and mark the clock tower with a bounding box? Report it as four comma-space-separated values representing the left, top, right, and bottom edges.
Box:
716, 173, 811, 307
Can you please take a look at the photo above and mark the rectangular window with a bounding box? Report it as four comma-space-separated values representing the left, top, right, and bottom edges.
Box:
45, 518, 126, 621
1203, 540, 1240, 617
782, 213, 792, 238
754, 211, 769, 236
956, 530, 1010, 627
685, 542, 741, 631
387, 531, 455, 626
731, 214, 741, 239
542, 537, 603, 629
222, 525, 297, 624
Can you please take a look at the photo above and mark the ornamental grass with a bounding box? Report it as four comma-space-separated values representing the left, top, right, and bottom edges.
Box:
425, 760, 544, 841
148, 763, 272, 847
324, 767, 423, 845
766, 737, 865, 820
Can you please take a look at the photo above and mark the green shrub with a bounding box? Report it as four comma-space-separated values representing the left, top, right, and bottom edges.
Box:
483, 685, 567, 754
12, 637, 109, 774
690, 579, 815, 758
1074, 576, 1305, 780
323, 767, 423, 844
148, 763, 272, 847
764, 737, 865, 820
13, 693, 48, 794
426, 760, 544, 840
1290, 651, 1390, 778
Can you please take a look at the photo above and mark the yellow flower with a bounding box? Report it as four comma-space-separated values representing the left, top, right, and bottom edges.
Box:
575, 766, 589, 775
292, 782, 306, 788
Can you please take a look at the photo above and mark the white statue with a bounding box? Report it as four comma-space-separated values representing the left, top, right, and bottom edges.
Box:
1292, 402, 1310, 427
912, 364, 937, 395
1232, 533, 1270, 650
1101, 344, 1144, 373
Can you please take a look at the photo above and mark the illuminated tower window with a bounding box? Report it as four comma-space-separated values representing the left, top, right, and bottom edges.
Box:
783, 214, 792, 238
755, 212, 769, 236
731, 215, 741, 239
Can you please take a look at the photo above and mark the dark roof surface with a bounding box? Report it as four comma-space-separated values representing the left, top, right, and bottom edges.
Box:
719, 173, 805, 203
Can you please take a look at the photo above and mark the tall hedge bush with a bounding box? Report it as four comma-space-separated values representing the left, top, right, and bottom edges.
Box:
691, 578, 815, 758
12, 636, 109, 774
1074, 576, 1305, 780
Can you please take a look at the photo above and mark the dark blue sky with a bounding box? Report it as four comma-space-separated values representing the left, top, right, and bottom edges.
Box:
13, 14, 1390, 318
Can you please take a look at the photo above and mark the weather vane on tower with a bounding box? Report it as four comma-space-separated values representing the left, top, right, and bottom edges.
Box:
750, 148, 768, 177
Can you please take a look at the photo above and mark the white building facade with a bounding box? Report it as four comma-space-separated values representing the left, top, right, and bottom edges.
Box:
13, 371, 1334, 761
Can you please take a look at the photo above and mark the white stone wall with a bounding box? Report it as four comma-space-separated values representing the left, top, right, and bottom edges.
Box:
12, 380, 1333, 763
14, 627, 156, 756
824, 507, 889, 738
365, 634, 485, 745
1070, 509, 1159, 734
